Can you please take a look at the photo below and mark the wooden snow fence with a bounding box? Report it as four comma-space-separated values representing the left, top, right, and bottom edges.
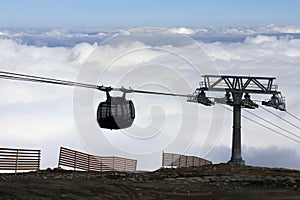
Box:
162, 152, 212, 168
0, 147, 41, 174
58, 147, 137, 172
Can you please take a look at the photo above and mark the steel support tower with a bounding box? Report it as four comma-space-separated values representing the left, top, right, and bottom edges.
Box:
188, 75, 285, 165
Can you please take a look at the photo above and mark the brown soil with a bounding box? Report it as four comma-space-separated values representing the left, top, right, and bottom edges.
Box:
0, 164, 299, 199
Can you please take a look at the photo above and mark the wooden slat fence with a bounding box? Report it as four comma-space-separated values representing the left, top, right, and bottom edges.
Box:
58, 147, 137, 172
0, 147, 41, 173
162, 152, 211, 168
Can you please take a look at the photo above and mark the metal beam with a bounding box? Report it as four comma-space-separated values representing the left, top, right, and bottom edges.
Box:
202, 75, 276, 80
202, 88, 279, 94
200, 75, 278, 94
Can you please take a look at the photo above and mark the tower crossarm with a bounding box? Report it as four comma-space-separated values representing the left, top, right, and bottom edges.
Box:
200, 75, 278, 94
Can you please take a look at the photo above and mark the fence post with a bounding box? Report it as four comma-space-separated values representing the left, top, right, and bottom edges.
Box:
74, 151, 77, 171
162, 151, 164, 168
124, 158, 126, 172
15, 149, 19, 175
192, 156, 194, 167
37, 150, 41, 171
185, 156, 187, 167
58, 147, 62, 168
171, 153, 174, 168
88, 155, 90, 171
112, 157, 115, 172
100, 157, 102, 172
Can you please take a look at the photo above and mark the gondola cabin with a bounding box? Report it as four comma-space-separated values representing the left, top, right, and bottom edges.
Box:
97, 92, 135, 129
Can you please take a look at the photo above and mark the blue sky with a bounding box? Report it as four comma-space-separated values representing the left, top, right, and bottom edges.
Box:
0, 0, 299, 27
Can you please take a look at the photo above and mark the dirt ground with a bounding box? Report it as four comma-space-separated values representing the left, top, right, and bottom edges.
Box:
0, 164, 299, 199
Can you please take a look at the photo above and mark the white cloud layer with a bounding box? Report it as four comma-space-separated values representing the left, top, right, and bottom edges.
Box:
0, 26, 300, 170
2, 25, 300, 47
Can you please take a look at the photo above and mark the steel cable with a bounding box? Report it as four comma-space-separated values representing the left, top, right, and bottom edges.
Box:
0, 70, 191, 97
219, 104, 300, 144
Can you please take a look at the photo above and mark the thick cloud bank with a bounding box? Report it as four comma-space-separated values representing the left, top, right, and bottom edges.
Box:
2, 25, 300, 46
0, 26, 299, 170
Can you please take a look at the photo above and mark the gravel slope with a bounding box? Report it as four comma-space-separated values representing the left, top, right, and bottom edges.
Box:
0, 164, 299, 199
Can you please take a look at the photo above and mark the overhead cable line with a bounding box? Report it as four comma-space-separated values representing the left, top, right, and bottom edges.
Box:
0, 70, 192, 97
242, 114, 300, 144
0, 70, 100, 89
285, 110, 300, 122
219, 104, 300, 144
261, 106, 300, 130
243, 109, 300, 140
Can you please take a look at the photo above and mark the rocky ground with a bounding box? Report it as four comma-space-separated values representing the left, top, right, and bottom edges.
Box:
0, 164, 299, 199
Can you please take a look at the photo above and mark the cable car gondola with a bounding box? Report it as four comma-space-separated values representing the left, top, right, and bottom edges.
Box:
97, 90, 135, 130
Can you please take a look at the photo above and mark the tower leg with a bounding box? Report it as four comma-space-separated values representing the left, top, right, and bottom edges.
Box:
228, 93, 245, 165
